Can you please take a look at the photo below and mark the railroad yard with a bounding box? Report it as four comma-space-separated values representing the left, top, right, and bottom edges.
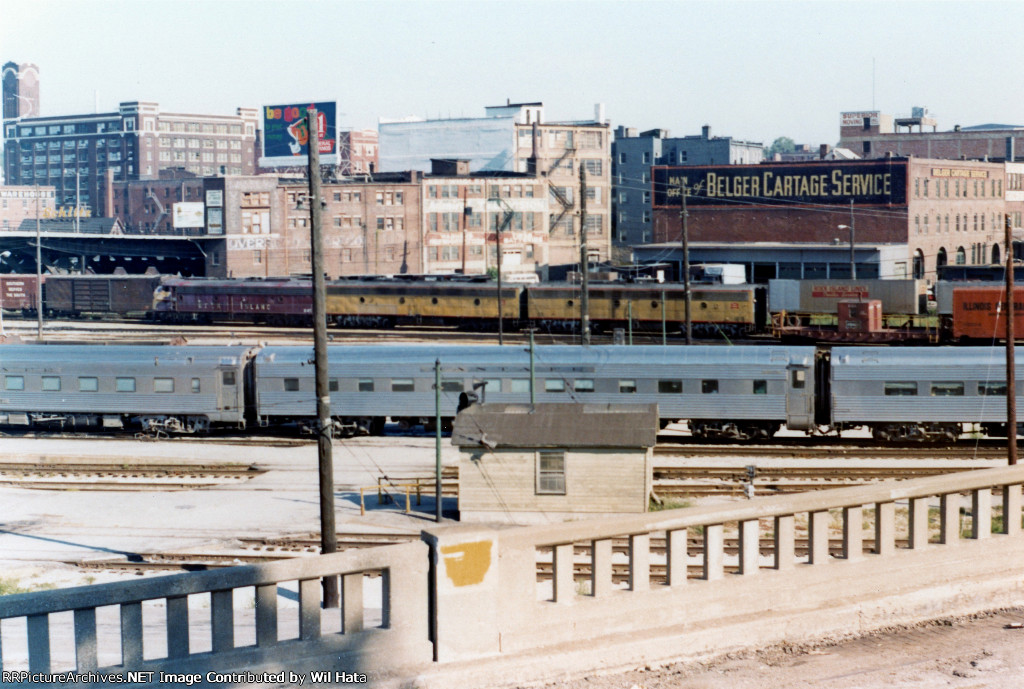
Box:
1, 320, 1023, 687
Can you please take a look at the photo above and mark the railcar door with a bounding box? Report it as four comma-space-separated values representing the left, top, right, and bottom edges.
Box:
785, 361, 814, 430
217, 359, 244, 423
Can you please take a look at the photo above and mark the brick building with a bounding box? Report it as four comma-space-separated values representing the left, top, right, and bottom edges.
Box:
3, 100, 259, 216
652, 157, 1008, 284
2, 62, 39, 122
109, 170, 205, 235
336, 129, 379, 176
0, 184, 55, 232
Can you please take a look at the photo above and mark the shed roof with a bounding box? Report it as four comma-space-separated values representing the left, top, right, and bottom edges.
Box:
451, 403, 658, 449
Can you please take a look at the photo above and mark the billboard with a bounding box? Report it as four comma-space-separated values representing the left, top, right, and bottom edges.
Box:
652, 161, 908, 208
172, 202, 205, 228
261, 101, 338, 167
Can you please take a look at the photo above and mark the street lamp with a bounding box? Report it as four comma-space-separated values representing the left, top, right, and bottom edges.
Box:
837, 224, 855, 279
0, 251, 11, 337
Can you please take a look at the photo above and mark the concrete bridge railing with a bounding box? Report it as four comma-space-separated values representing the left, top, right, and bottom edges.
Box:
1, 466, 1023, 687
0, 542, 431, 683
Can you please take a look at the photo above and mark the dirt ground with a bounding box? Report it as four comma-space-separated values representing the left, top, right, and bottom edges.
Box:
530, 609, 1024, 689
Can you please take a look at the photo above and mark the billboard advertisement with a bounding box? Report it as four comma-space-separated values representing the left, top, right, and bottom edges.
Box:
652, 161, 908, 208
172, 202, 205, 228
261, 101, 338, 167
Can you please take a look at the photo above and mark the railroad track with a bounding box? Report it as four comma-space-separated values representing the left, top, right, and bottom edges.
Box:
653, 443, 1011, 460
0, 462, 265, 490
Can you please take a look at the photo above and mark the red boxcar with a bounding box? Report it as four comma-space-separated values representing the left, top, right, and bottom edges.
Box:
0, 275, 41, 313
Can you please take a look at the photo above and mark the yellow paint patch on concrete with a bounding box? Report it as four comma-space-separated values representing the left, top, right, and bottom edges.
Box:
440, 540, 492, 587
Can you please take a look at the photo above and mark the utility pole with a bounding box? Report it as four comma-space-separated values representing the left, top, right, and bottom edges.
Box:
35, 184, 43, 340
679, 181, 692, 345
435, 359, 442, 521
307, 109, 339, 606
580, 164, 590, 346
1006, 214, 1017, 465
490, 196, 516, 345
849, 199, 856, 280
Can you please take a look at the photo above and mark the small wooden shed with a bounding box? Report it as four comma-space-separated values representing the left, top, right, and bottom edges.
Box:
451, 403, 658, 524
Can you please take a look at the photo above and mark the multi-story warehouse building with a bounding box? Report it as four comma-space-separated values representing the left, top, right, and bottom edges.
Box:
2, 62, 39, 122
379, 102, 611, 275
0, 184, 55, 232
336, 129, 379, 176
3, 100, 259, 217
611, 125, 763, 246
651, 156, 1007, 284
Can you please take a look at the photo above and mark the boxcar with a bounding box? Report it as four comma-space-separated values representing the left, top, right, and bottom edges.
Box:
251, 344, 816, 439
45, 275, 162, 318
0, 275, 40, 314
828, 346, 1016, 441
0, 344, 253, 433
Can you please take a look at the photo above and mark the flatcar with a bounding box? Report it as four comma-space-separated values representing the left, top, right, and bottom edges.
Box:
0, 345, 252, 433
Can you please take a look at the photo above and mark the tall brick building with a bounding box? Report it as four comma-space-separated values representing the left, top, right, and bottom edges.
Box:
652, 157, 1010, 284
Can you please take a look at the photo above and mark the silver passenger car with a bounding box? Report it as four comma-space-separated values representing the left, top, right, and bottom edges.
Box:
830, 346, 1015, 441
0, 345, 253, 433
252, 344, 817, 439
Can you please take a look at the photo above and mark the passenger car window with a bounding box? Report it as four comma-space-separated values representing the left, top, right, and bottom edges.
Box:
115, 377, 136, 392
930, 382, 964, 397
441, 380, 463, 392
392, 379, 414, 392
619, 379, 637, 394
358, 379, 374, 392
509, 379, 530, 394
702, 380, 719, 394
658, 380, 682, 394
78, 377, 98, 392
753, 380, 767, 394
41, 376, 61, 391
191, 378, 201, 393
4, 376, 24, 391
791, 370, 806, 389
545, 379, 565, 392
884, 382, 917, 396
574, 379, 594, 393
979, 382, 1007, 396
284, 378, 300, 392
222, 371, 236, 386
154, 378, 174, 393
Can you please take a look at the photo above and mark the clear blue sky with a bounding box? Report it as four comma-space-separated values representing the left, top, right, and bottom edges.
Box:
4, 0, 1024, 147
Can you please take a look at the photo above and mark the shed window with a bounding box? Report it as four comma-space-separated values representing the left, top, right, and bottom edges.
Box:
930, 382, 964, 397
154, 378, 174, 393
4, 376, 24, 391
884, 382, 918, 396
358, 379, 374, 392
536, 450, 566, 495
658, 380, 682, 394
441, 380, 463, 393
701, 380, 719, 394
573, 379, 594, 393
78, 377, 98, 392
753, 380, 767, 395
392, 379, 415, 392
544, 379, 565, 392
191, 378, 201, 393
619, 379, 637, 394
509, 379, 530, 394
284, 378, 300, 392
979, 382, 1007, 396
115, 377, 136, 392
41, 376, 61, 391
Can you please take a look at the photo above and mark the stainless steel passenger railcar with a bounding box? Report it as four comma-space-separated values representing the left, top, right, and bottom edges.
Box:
0, 345, 252, 433
252, 344, 817, 439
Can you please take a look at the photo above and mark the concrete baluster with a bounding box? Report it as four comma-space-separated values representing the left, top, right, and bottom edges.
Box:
1004, 484, 1022, 535
343, 573, 364, 633
120, 602, 143, 667
73, 608, 98, 672
629, 534, 650, 591
255, 584, 278, 647
27, 614, 50, 673
591, 538, 614, 597
940, 493, 961, 545
738, 519, 759, 575
211, 589, 234, 653
666, 528, 688, 586
774, 514, 795, 570
842, 505, 863, 561
166, 595, 190, 658
553, 543, 575, 602
874, 501, 895, 556
298, 578, 321, 640
703, 524, 724, 580
972, 488, 992, 539
909, 497, 930, 549
808, 510, 830, 564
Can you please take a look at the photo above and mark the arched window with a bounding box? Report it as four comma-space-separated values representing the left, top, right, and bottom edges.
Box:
992, 243, 1002, 264
937, 247, 948, 267
955, 247, 966, 265
913, 249, 925, 279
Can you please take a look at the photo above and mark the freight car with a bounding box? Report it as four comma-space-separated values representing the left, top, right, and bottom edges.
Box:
0, 274, 160, 319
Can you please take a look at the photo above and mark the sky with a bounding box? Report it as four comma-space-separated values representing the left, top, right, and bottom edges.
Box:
4, 0, 1024, 148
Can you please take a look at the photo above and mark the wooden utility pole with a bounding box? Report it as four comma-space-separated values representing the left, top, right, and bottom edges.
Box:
1006, 214, 1017, 465
307, 109, 340, 606
679, 181, 692, 344
580, 164, 590, 346
35, 184, 43, 340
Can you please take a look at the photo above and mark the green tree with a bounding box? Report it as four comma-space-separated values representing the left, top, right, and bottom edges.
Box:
766, 136, 796, 158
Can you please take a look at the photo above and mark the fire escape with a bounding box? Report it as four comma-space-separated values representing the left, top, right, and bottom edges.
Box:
546, 146, 576, 234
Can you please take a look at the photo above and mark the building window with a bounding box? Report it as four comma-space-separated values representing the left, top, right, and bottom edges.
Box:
536, 450, 566, 495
